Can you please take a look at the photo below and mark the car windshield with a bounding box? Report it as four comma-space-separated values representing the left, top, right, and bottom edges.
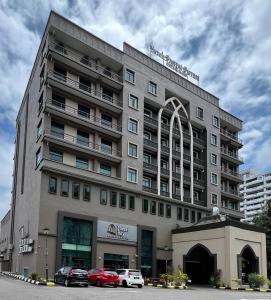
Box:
105, 270, 117, 275
71, 268, 88, 274
129, 270, 141, 276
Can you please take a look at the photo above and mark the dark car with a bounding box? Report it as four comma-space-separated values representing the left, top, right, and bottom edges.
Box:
88, 268, 119, 287
54, 266, 89, 287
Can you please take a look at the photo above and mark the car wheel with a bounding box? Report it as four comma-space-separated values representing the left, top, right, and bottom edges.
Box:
138, 284, 143, 288
84, 284, 89, 287
64, 278, 70, 287
123, 280, 128, 287
96, 280, 102, 287
114, 284, 118, 288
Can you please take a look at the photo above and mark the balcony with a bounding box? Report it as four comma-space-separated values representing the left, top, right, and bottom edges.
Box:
48, 42, 123, 89
46, 70, 122, 113
143, 162, 158, 173
143, 138, 158, 150
220, 128, 242, 147
194, 178, 205, 187
220, 148, 244, 164
43, 129, 122, 163
194, 200, 207, 207
221, 187, 241, 200
45, 98, 122, 138
221, 167, 242, 182
142, 186, 158, 194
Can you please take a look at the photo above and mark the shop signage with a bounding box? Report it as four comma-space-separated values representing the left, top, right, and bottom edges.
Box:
150, 45, 200, 83
97, 221, 137, 242
19, 238, 34, 254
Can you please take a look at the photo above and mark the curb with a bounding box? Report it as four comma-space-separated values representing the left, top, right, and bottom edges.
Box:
146, 283, 188, 289
227, 286, 271, 292
0, 272, 55, 286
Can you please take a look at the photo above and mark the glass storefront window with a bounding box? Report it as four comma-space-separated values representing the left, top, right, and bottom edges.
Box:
141, 230, 153, 278
104, 253, 129, 269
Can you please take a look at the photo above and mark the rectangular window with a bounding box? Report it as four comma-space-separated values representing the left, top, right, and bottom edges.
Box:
211, 153, 217, 165
125, 69, 135, 83
143, 153, 151, 164
129, 196, 135, 210
37, 120, 42, 139
100, 164, 111, 176
193, 190, 199, 201
210, 133, 218, 146
72, 182, 80, 199
196, 107, 203, 119
76, 157, 89, 170
36, 148, 42, 166
158, 203, 164, 217
128, 118, 138, 134
142, 199, 148, 213
49, 148, 63, 162
150, 201, 156, 215
61, 179, 69, 197
51, 122, 64, 139
120, 193, 126, 209
143, 177, 151, 188
197, 212, 202, 222
100, 190, 108, 205
161, 160, 168, 170
144, 108, 152, 118
127, 168, 138, 183
52, 93, 65, 110
211, 173, 218, 185
38, 92, 43, 113
148, 81, 157, 95
83, 184, 91, 201
79, 76, 91, 92
191, 210, 196, 223
166, 204, 171, 218
213, 116, 219, 128
211, 193, 218, 205
129, 94, 138, 110
128, 142, 138, 158
177, 207, 182, 220
144, 131, 151, 140
184, 208, 189, 222
193, 150, 200, 159
49, 177, 57, 194
102, 88, 113, 102
40, 65, 45, 88
101, 114, 112, 128
77, 130, 89, 147
54, 65, 67, 81
78, 104, 90, 119
110, 191, 117, 207
101, 139, 112, 154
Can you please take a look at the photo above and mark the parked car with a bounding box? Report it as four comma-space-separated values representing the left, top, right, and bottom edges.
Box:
88, 268, 119, 287
54, 266, 89, 287
117, 269, 144, 288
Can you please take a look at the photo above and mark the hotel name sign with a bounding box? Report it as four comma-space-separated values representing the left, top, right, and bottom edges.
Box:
150, 45, 199, 83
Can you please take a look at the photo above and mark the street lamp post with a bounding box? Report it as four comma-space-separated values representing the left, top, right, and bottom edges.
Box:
164, 246, 169, 274
43, 227, 50, 282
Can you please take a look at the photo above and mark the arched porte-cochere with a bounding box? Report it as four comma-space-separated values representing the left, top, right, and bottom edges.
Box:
238, 245, 259, 283
183, 244, 217, 284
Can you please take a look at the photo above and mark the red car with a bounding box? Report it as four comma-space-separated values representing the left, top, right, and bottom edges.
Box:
88, 268, 119, 287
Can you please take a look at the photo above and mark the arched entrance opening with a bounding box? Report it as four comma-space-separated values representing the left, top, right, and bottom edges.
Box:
238, 245, 259, 283
184, 244, 216, 284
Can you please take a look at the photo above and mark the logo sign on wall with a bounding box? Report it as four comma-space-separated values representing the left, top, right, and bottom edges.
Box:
97, 221, 137, 242
19, 238, 34, 254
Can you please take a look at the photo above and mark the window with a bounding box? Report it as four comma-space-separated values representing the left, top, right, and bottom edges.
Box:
129, 196, 135, 210
161, 182, 168, 192
143, 153, 151, 164
76, 157, 89, 170
100, 164, 111, 176
161, 160, 168, 170
40, 65, 45, 88
211, 173, 218, 185
37, 120, 42, 139
101, 139, 112, 154
125, 69, 135, 83
49, 177, 57, 194
38, 92, 43, 113
51, 122, 64, 139
161, 117, 169, 125
197, 212, 202, 222
143, 177, 151, 188
110, 191, 117, 207
72, 183, 80, 199
129, 94, 138, 110
148, 81, 157, 95
102, 88, 113, 102
193, 190, 199, 201
166, 204, 171, 218
193, 170, 200, 180
177, 207, 182, 220
77, 130, 89, 147
211, 193, 218, 205
128, 118, 138, 134
78, 104, 90, 119
100, 190, 108, 205
52, 93, 65, 109
210, 133, 218, 146
150, 201, 156, 215
79, 77, 91, 92
120, 194, 126, 209
128, 142, 138, 158
144, 108, 152, 118
193, 150, 200, 159
213, 116, 219, 127
36, 148, 42, 166
211, 153, 217, 165
127, 168, 137, 183
101, 114, 112, 128
196, 107, 203, 119
191, 211, 196, 223
61, 179, 69, 197
184, 208, 189, 222
161, 138, 168, 147
83, 185, 91, 201
144, 131, 151, 140
54, 65, 67, 81
158, 203, 164, 217
142, 199, 148, 213
49, 149, 63, 162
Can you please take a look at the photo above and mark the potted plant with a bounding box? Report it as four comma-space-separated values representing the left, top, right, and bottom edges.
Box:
247, 273, 266, 289
175, 270, 188, 287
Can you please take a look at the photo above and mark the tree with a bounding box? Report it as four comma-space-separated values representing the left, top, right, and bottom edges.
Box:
252, 201, 271, 278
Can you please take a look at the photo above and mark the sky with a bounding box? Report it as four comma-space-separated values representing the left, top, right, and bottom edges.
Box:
0, 0, 271, 219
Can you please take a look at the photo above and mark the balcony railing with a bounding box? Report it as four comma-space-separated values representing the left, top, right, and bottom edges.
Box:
221, 187, 239, 196
143, 162, 158, 172
49, 42, 123, 84
194, 178, 205, 186
143, 138, 158, 149
221, 167, 242, 179
194, 200, 207, 207
46, 99, 122, 132
142, 186, 158, 194
220, 128, 242, 144
220, 148, 243, 162
45, 129, 122, 158
47, 70, 122, 107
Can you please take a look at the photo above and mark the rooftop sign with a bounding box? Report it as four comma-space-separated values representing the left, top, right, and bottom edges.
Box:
150, 45, 199, 84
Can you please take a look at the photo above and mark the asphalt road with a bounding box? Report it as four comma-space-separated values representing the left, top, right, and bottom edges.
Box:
0, 274, 271, 300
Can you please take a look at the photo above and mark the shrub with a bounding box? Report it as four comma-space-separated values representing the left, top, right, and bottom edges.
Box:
31, 273, 39, 281
247, 273, 266, 288
175, 270, 189, 283
268, 279, 271, 289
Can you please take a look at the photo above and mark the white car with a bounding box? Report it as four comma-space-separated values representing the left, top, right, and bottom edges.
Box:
117, 269, 144, 288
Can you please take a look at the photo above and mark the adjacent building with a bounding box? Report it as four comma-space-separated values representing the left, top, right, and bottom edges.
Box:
0, 210, 11, 271
240, 169, 271, 221
1, 11, 248, 280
